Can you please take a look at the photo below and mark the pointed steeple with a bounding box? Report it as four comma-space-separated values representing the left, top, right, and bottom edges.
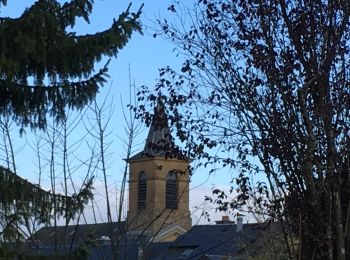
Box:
143, 101, 173, 156
129, 100, 180, 160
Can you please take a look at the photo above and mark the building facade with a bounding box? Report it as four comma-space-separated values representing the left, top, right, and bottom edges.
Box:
127, 102, 192, 240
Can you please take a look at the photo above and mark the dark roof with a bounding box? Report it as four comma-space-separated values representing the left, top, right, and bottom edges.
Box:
149, 222, 276, 260
20, 221, 280, 259
129, 101, 185, 161
27, 221, 126, 248
22, 221, 152, 258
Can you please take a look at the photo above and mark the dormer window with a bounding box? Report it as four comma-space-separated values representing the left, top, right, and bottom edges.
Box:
166, 171, 178, 209
138, 171, 147, 209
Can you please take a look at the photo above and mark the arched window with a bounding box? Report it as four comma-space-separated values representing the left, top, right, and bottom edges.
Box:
138, 172, 147, 209
166, 171, 178, 209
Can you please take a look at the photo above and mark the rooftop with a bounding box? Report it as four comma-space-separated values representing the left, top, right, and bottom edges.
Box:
19, 219, 282, 259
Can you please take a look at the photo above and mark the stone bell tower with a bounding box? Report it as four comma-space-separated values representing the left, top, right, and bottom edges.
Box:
127, 102, 191, 241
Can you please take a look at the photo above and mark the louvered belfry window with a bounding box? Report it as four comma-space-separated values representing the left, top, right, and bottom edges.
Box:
166, 171, 178, 209
138, 171, 147, 209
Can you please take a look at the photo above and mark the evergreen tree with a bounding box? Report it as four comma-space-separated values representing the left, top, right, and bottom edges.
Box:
0, 0, 142, 129
0, 0, 142, 251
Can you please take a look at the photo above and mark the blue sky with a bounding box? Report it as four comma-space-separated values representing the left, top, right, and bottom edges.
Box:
1, 1, 238, 224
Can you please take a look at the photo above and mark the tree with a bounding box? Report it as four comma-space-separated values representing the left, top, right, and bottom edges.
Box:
0, 0, 142, 255
136, 1, 350, 259
0, 0, 142, 129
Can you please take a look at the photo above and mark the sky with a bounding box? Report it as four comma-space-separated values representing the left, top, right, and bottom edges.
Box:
0, 1, 240, 225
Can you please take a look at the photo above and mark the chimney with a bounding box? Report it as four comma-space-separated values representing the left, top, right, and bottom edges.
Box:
222, 216, 229, 222
236, 216, 243, 232
215, 215, 234, 224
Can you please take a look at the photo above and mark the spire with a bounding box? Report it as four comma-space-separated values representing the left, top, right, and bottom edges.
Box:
129, 99, 183, 161
142, 101, 173, 156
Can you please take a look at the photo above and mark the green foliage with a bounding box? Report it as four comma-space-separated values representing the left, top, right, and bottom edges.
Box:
0, 166, 93, 241
0, 218, 97, 259
0, 0, 141, 257
0, 0, 142, 129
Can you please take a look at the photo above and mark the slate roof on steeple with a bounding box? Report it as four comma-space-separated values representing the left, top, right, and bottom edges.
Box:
128, 101, 185, 161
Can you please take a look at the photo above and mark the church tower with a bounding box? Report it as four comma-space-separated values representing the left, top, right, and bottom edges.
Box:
127, 102, 191, 241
